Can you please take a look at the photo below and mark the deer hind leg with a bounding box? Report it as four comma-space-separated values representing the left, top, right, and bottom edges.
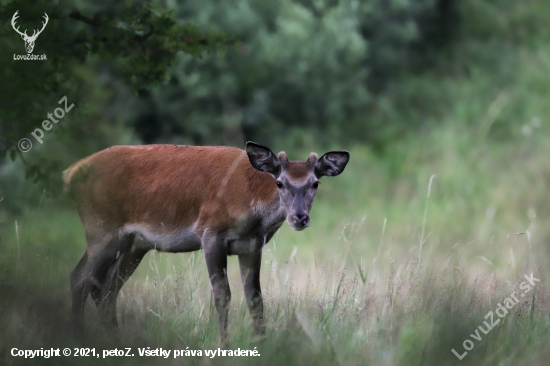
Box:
70, 239, 115, 334
70, 231, 128, 335
95, 245, 147, 335
70, 251, 90, 333
85, 233, 146, 336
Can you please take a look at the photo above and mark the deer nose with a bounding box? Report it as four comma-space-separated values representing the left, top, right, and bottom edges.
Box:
293, 213, 310, 227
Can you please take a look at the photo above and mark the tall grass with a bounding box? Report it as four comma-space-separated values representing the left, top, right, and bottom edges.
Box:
3, 35, 550, 361
2, 121, 550, 365
3, 2, 550, 363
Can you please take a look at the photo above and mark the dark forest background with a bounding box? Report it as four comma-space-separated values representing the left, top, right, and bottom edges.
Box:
3, 0, 548, 203
2, 2, 550, 365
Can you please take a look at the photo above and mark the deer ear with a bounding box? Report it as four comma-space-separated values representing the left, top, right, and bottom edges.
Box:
246, 142, 281, 177
314, 151, 350, 178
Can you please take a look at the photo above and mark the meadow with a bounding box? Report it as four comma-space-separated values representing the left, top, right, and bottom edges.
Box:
2, 1, 550, 364
2, 118, 550, 366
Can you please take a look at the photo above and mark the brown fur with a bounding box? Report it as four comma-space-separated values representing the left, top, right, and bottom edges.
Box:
285, 161, 311, 181
275, 151, 313, 181
64, 145, 278, 232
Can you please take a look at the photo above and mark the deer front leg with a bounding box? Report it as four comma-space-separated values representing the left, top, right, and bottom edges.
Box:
238, 249, 265, 338
202, 231, 231, 342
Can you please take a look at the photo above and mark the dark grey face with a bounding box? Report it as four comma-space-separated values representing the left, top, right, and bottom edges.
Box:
246, 141, 350, 231
276, 171, 319, 230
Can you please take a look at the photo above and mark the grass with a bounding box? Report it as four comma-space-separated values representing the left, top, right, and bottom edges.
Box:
3, 24, 550, 363
2, 121, 550, 365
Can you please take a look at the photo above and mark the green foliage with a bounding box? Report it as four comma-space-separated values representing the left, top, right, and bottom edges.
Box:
0, 0, 233, 191
4, 0, 550, 194
130, 0, 460, 146
2, 2, 550, 365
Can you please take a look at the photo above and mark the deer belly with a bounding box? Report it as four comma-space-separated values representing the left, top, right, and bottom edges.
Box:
123, 223, 202, 253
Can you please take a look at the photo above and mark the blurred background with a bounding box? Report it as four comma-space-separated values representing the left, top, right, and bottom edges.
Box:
1, 0, 550, 365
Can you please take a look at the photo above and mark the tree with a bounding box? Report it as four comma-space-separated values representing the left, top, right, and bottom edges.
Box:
0, 0, 232, 192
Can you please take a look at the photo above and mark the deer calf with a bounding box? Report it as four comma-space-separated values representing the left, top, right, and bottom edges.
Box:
64, 142, 349, 340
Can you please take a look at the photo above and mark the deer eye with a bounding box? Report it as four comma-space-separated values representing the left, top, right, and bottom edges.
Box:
313, 182, 319, 189
276, 181, 283, 188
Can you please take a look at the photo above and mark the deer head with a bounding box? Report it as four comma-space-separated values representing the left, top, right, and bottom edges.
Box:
11, 11, 48, 54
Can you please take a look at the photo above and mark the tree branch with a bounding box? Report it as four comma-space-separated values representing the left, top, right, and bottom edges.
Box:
68, 11, 97, 26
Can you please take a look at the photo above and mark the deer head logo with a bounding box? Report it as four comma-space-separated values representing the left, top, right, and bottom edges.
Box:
11, 11, 48, 54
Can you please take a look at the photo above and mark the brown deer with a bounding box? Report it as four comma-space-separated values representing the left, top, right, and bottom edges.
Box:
64, 142, 349, 340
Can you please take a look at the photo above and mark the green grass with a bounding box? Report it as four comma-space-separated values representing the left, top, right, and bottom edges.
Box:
2, 121, 550, 365
3, 20, 550, 363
